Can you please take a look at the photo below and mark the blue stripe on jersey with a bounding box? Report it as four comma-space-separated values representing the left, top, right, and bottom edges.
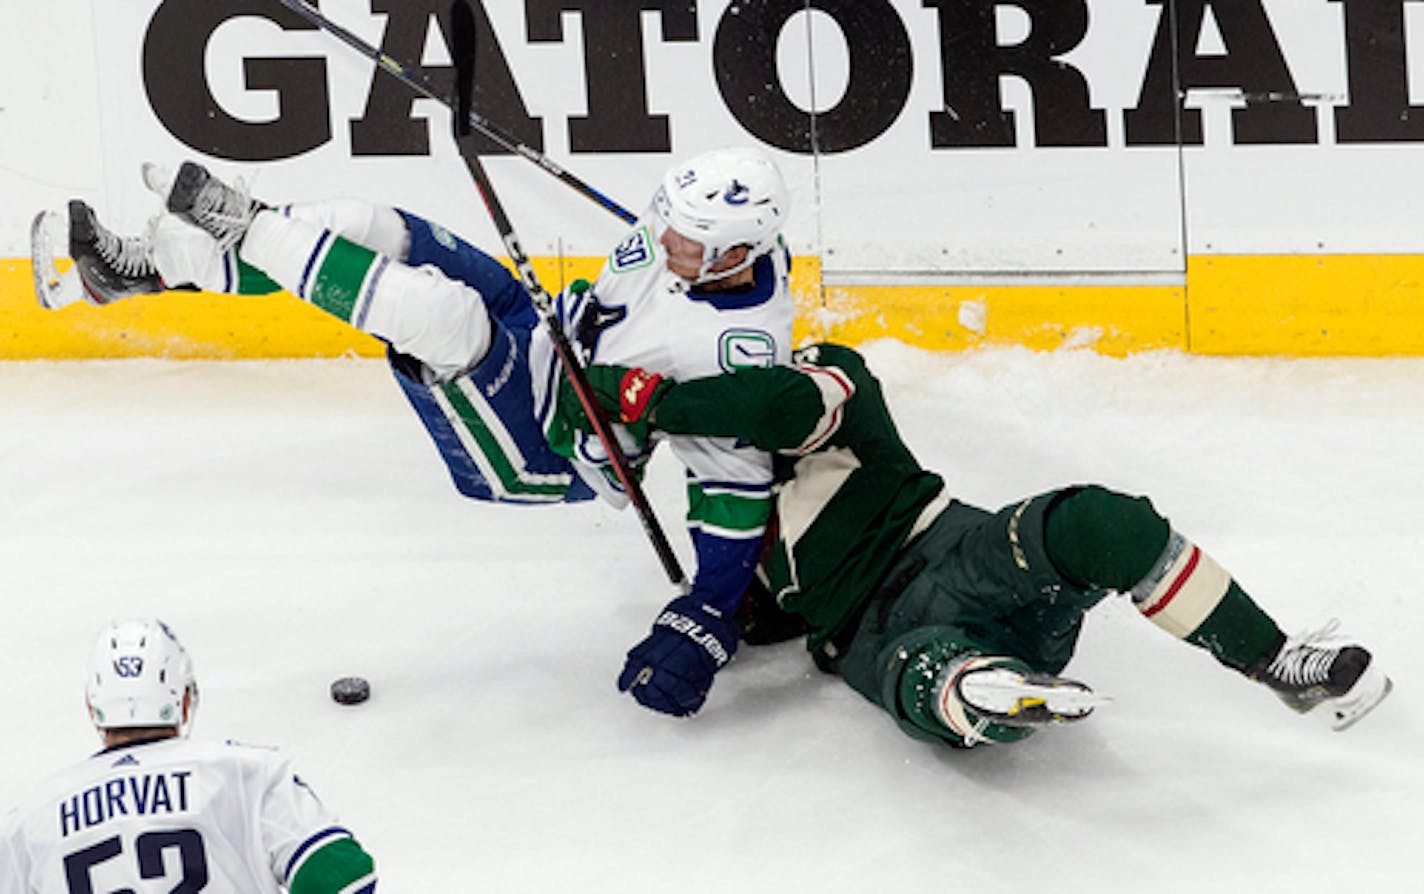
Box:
685, 252, 780, 310
285, 826, 352, 881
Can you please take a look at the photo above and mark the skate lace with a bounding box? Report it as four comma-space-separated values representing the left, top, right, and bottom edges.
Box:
193, 176, 255, 250
963, 716, 991, 747
1266, 619, 1341, 686
94, 221, 156, 277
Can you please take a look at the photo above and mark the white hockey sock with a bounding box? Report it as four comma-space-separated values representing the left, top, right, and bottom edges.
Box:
286, 199, 411, 261
241, 210, 491, 378
150, 213, 230, 292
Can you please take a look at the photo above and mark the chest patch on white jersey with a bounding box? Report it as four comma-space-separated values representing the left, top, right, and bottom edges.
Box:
720, 329, 777, 371
610, 227, 656, 273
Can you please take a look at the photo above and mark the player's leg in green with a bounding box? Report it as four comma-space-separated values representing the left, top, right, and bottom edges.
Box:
835, 496, 1108, 748
1045, 485, 1390, 730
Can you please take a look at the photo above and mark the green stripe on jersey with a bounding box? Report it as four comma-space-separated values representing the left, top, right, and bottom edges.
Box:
290, 837, 375, 894
440, 381, 571, 497
686, 483, 770, 536
308, 236, 379, 322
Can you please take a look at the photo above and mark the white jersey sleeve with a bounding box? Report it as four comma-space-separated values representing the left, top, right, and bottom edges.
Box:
256, 753, 372, 892
0, 737, 374, 894
0, 810, 32, 894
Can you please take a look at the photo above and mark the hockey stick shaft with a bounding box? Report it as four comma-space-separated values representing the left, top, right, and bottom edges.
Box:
447, 1, 688, 591
273, 0, 637, 226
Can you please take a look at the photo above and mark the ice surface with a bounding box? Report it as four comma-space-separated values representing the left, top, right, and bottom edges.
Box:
1, 342, 1418, 891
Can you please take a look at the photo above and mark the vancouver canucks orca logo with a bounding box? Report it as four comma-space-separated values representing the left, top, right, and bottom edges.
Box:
576, 297, 628, 358
723, 179, 750, 205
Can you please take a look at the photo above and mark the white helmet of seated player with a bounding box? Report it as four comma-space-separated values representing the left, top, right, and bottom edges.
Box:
651, 146, 791, 284
86, 618, 199, 735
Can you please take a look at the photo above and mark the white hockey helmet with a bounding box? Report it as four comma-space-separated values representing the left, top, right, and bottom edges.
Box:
85, 619, 198, 733
651, 146, 791, 283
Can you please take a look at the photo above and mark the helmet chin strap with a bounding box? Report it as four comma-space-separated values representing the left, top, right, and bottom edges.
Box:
693, 245, 755, 286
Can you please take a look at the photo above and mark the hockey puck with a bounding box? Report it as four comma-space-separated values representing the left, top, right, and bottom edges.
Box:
330, 676, 370, 705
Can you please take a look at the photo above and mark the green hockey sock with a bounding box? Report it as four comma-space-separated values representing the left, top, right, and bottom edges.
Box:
239, 210, 380, 325
1044, 486, 1283, 671
235, 260, 280, 295
1181, 581, 1284, 671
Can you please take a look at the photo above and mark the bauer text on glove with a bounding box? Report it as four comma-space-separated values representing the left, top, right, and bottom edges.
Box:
617, 596, 738, 717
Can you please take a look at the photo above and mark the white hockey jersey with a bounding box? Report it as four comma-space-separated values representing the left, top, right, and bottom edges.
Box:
0, 737, 374, 894
531, 220, 795, 610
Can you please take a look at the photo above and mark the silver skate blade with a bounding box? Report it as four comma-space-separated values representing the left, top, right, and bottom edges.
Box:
1322, 665, 1392, 732
29, 210, 84, 310
960, 673, 1113, 717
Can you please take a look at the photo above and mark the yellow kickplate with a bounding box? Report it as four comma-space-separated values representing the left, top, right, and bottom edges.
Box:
9, 251, 1424, 359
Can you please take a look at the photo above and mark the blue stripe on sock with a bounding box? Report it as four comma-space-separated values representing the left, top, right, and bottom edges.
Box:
353, 255, 389, 330
297, 230, 334, 299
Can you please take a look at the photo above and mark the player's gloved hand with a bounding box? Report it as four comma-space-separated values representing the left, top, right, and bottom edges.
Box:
579, 365, 671, 435
547, 365, 670, 462
618, 595, 738, 717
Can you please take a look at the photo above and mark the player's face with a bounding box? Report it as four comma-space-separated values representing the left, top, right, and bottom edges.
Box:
660, 226, 706, 280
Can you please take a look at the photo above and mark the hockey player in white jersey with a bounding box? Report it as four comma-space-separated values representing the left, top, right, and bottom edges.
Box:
0, 619, 377, 893
35, 147, 794, 717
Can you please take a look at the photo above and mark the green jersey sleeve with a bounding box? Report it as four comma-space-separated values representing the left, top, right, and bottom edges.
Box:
651, 352, 854, 453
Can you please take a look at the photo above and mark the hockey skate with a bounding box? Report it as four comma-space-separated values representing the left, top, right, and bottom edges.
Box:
33, 200, 164, 309
954, 657, 1106, 726
161, 161, 262, 252
936, 654, 1107, 746
1248, 621, 1391, 731
30, 209, 81, 309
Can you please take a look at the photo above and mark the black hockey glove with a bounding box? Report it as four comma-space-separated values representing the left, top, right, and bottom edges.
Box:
617, 595, 738, 717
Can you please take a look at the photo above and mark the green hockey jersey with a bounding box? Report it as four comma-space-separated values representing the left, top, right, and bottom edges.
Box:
650, 343, 947, 652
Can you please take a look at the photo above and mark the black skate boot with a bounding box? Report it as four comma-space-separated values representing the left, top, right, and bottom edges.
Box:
67, 200, 163, 305
163, 161, 263, 252
1247, 622, 1391, 730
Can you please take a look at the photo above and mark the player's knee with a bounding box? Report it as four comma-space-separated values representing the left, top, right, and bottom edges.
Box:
367, 264, 492, 377
884, 634, 1034, 748
1044, 485, 1170, 591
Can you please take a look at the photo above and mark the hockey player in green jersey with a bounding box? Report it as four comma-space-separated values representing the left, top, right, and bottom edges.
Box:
566, 343, 1393, 747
